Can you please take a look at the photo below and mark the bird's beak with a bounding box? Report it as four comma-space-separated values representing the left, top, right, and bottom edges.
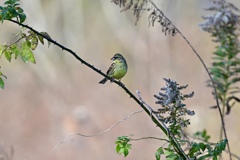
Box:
111, 57, 114, 60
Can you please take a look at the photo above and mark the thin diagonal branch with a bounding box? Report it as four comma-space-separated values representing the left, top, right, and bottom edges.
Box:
8, 19, 170, 136
53, 110, 143, 150
131, 136, 169, 142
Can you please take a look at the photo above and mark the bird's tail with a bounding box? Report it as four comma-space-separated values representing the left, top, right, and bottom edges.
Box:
99, 78, 107, 84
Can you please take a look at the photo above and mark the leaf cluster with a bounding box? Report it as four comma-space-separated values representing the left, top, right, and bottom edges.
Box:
0, 0, 26, 23
188, 139, 227, 160
0, 30, 51, 64
0, 28, 51, 89
115, 136, 132, 157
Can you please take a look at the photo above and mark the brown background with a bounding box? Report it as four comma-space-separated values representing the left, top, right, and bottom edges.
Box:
0, 0, 240, 159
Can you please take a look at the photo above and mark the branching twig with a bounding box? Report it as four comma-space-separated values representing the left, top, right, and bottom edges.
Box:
53, 110, 143, 150
131, 136, 169, 142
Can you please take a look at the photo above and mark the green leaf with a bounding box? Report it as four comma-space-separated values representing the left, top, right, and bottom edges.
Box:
41, 32, 51, 47
214, 47, 226, 57
199, 143, 206, 151
18, 13, 26, 23
4, 50, 12, 62
218, 139, 227, 150
230, 77, 240, 84
164, 148, 174, 152
213, 155, 217, 160
20, 41, 36, 64
0, 77, 4, 89
155, 148, 164, 160
37, 34, 44, 45
4, 1, 12, 5
118, 148, 124, 154
123, 148, 129, 157
10, 44, 21, 59
125, 143, 132, 149
116, 144, 121, 153
8, 44, 20, 59
16, 7, 24, 13
212, 61, 225, 68
0, 45, 3, 57
31, 36, 38, 50
166, 153, 177, 159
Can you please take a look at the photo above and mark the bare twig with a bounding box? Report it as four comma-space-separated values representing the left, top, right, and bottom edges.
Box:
53, 110, 143, 150
131, 136, 169, 142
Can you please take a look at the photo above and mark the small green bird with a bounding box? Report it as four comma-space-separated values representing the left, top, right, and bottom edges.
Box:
99, 53, 128, 84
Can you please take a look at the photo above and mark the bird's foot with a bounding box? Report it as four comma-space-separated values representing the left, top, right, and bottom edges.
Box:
109, 78, 114, 83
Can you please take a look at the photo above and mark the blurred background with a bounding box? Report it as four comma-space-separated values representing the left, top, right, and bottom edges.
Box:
0, 0, 240, 159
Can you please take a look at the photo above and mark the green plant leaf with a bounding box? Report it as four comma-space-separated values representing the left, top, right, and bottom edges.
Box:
118, 148, 124, 154
155, 147, 164, 160
230, 77, 240, 84
37, 34, 44, 45
218, 139, 227, 150
9, 44, 20, 59
18, 13, 26, 23
0, 45, 3, 57
0, 77, 4, 89
125, 143, 132, 149
116, 144, 121, 153
123, 148, 129, 157
20, 41, 36, 63
199, 142, 206, 151
4, 50, 12, 62
31, 36, 38, 50
166, 153, 178, 159
16, 7, 24, 13
41, 32, 51, 47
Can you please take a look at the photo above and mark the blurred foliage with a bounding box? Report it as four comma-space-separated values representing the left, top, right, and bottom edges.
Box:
194, 129, 211, 143
0, 0, 26, 23
199, 0, 240, 115
0, 0, 239, 159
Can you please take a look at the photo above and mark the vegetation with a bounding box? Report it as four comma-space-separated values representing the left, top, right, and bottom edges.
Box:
1, 0, 240, 159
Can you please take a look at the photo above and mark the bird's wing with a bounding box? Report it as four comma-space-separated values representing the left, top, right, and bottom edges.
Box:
106, 62, 116, 76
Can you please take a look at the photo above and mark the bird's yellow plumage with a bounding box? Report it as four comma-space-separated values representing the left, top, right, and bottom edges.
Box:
99, 53, 128, 84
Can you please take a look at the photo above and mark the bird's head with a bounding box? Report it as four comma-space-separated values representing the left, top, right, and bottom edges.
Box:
111, 53, 124, 61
